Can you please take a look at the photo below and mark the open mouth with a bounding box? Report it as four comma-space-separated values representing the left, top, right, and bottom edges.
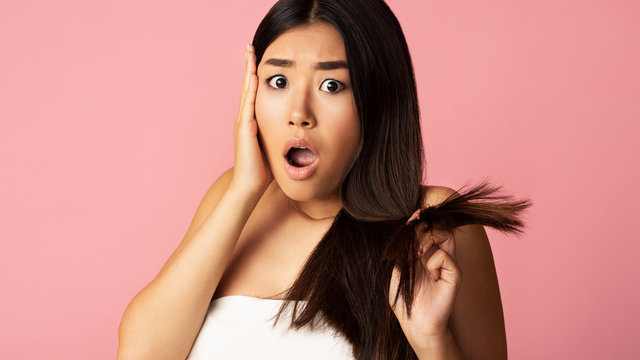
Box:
286, 147, 318, 168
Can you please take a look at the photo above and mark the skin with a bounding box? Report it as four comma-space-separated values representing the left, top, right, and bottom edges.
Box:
220, 21, 506, 360
254, 21, 360, 220
213, 21, 362, 303
118, 21, 504, 360
118, 19, 506, 359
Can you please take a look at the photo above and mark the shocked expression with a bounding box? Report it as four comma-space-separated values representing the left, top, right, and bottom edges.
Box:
255, 21, 361, 202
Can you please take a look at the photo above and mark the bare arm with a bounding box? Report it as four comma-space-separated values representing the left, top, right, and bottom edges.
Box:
448, 223, 507, 359
117, 168, 263, 359
118, 43, 273, 359
420, 185, 508, 359
412, 224, 505, 360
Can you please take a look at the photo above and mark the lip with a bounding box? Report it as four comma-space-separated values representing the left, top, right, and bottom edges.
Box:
284, 158, 318, 180
282, 138, 318, 157
283, 137, 319, 180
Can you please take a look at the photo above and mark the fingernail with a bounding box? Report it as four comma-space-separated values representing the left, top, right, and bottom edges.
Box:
406, 208, 421, 225
247, 43, 252, 52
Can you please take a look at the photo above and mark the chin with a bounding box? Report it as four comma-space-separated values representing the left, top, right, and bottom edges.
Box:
276, 178, 319, 201
272, 172, 332, 202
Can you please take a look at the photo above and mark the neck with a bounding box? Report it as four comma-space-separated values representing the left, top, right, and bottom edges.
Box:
288, 195, 342, 221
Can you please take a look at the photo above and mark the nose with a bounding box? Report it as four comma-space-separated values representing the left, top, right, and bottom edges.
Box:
287, 85, 316, 129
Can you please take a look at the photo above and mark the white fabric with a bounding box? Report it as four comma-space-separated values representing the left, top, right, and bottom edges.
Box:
188, 295, 355, 359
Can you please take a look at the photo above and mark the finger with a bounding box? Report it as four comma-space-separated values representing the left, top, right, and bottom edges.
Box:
389, 266, 400, 305
237, 44, 255, 121
417, 229, 433, 257
388, 266, 406, 315
241, 44, 254, 97
242, 46, 258, 121
247, 43, 256, 74
406, 208, 421, 224
425, 249, 462, 286
240, 74, 257, 123
428, 229, 456, 260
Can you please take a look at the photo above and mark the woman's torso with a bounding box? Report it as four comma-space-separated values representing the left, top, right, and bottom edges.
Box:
188, 295, 355, 359
212, 180, 430, 300
189, 180, 430, 357
212, 179, 335, 301
187, 180, 354, 358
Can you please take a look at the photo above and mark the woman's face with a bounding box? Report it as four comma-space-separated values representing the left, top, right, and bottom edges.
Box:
255, 22, 361, 203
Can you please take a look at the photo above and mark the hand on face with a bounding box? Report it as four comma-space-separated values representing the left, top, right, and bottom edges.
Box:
228, 43, 274, 197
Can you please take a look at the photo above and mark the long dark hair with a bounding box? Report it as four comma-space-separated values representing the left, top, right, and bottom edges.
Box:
249, 0, 532, 359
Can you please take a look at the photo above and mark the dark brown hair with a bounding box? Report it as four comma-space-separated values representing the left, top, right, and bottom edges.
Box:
248, 0, 532, 358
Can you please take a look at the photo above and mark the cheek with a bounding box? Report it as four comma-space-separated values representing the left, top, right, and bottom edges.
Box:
254, 86, 266, 125
321, 100, 360, 149
255, 89, 274, 132
255, 87, 283, 126
254, 88, 282, 159
335, 126, 361, 158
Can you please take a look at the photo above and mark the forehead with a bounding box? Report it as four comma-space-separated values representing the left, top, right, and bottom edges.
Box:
260, 22, 346, 67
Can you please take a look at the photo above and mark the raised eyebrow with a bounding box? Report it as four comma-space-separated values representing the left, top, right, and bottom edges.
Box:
263, 58, 348, 70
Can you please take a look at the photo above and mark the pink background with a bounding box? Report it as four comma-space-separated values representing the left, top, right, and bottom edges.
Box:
1, 0, 638, 358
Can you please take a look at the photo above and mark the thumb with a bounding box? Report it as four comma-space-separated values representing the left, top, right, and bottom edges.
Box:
389, 266, 401, 308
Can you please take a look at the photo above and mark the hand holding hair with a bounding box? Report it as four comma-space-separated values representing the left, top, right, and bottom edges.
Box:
388, 222, 461, 353
384, 180, 531, 351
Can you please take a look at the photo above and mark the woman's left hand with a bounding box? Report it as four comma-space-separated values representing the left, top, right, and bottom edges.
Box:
388, 209, 463, 350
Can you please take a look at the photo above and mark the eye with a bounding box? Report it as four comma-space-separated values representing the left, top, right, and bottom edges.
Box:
320, 79, 345, 93
266, 75, 287, 90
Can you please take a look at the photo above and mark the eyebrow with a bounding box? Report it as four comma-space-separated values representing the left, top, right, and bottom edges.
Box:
263, 58, 348, 70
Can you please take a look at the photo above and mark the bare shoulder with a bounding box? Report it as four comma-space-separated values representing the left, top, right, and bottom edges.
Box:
192, 167, 234, 218
201, 167, 235, 206
419, 184, 508, 359
419, 184, 458, 207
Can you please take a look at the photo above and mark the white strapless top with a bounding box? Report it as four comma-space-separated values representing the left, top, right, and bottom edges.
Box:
187, 295, 355, 359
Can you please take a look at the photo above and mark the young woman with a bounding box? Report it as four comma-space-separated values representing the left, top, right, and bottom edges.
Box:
118, 0, 530, 359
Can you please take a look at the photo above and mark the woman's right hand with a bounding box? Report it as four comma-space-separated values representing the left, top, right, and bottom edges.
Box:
229, 43, 273, 197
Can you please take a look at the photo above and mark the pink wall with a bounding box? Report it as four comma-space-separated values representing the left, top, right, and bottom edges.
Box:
1, 0, 638, 358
